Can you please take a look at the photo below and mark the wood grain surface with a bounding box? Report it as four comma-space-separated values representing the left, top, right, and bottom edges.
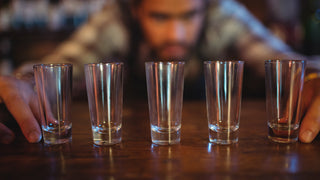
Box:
1, 99, 320, 179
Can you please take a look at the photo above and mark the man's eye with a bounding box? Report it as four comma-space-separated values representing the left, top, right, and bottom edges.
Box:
182, 12, 197, 21
150, 14, 169, 22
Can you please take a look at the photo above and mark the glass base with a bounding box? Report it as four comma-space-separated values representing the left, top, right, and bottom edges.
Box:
209, 128, 238, 145
268, 135, 298, 143
151, 127, 180, 145
92, 126, 122, 146
268, 124, 299, 143
42, 127, 72, 145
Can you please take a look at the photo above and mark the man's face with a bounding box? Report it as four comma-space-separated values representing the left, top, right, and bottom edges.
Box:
135, 0, 205, 60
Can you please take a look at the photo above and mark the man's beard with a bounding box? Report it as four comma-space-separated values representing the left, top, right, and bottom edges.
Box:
149, 41, 194, 61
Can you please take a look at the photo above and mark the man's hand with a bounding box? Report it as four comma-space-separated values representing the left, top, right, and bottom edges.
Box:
299, 77, 320, 143
0, 76, 41, 144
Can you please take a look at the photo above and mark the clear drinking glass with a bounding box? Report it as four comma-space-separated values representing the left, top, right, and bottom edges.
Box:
204, 61, 244, 145
145, 61, 185, 145
84, 62, 123, 146
265, 60, 305, 143
33, 64, 73, 145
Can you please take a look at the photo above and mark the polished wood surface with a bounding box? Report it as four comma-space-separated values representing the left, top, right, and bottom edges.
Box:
1, 100, 320, 179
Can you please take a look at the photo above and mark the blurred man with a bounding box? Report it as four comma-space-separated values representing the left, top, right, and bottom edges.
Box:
0, 0, 319, 144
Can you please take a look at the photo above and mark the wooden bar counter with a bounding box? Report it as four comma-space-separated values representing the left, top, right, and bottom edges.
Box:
1, 100, 320, 179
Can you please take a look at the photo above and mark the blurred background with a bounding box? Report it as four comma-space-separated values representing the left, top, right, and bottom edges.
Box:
0, 0, 319, 75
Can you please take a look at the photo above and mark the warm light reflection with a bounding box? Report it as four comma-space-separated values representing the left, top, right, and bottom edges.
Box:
151, 144, 180, 179
207, 143, 238, 172
264, 144, 300, 173
282, 144, 299, 173
93, 145, 116, 175
43, 143, 71, 176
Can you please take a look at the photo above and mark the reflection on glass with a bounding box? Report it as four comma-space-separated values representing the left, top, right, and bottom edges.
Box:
34, 64, 73, 145
146, 62, 185, 145
85, 63, 123, 146
204, 61, 244, 145
265, 60, 305, 143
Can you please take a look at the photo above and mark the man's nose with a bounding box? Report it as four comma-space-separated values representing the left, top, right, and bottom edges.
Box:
166, 20, 185, 42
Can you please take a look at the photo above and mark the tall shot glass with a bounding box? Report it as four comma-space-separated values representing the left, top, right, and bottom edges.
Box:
85, 62, 123, 146
33, 64, 73, 145
265, 60, 305, 143
145, 61, 185, 145
204, 61, 244, 145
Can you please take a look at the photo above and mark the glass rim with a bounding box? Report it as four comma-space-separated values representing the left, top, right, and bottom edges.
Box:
264, 59, 305, 64
204, 60, 244, 64
84, 62, 124, 67
145, 61, 185, 65
33, 63, 72, 69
